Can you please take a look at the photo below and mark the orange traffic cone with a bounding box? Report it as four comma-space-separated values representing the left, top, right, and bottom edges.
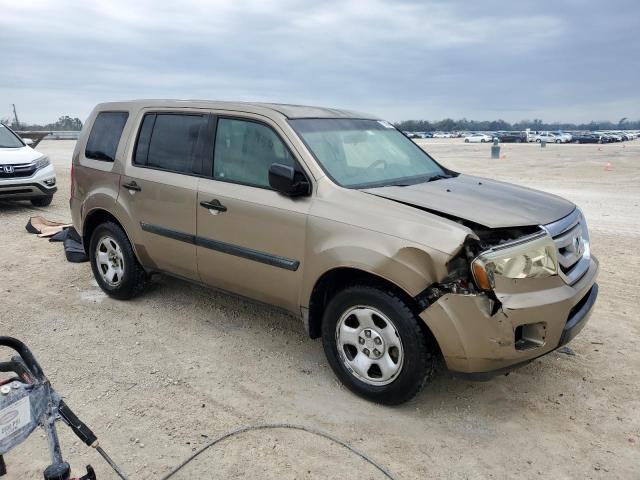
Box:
605, 162, 613, 171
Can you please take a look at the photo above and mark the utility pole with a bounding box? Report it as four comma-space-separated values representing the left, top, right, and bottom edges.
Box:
12, 104, 20, 129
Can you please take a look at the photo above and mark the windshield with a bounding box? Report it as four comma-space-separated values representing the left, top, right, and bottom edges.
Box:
0, 124, 24, 148
289, 118, 446, 188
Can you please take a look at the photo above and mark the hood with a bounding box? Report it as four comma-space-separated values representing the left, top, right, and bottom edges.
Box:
0, 146, 42, 165
364, 174, 575, 228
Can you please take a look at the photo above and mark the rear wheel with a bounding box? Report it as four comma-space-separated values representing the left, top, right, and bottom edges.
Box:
321, 285, 435, 405
30, 196, 53, 207
89, 222, 147, 299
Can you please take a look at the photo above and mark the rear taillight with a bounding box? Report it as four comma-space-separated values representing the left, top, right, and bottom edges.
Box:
70, 162, 75, 198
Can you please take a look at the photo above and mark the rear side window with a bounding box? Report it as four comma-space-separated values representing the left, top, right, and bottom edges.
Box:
85, 112, 129, 162
134, 113, 207, 175
213, 118, 295, 188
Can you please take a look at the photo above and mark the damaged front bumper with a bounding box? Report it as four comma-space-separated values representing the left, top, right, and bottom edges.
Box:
419, 256, 599, 379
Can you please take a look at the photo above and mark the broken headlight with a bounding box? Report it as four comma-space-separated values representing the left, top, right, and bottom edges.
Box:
471, 233, 558, 290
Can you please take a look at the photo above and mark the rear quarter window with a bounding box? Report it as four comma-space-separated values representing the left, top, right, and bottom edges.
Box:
85, 111, 129, 162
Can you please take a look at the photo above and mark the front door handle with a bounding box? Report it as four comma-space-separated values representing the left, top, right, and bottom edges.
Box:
200, 199, 227, 213
122, 181, 142, 192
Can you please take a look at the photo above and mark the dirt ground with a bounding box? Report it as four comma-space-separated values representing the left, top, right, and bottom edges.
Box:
1, 139, 638, 479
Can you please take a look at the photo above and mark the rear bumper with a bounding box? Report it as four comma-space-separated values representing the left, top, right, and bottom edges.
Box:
419, 256, 599, 376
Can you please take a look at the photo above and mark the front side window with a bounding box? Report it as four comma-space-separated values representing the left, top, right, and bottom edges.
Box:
0, 124, 24, 148
134, 113, 207, 174
213, 118, 295, 188
85, 112, 129, 162
289, 119, 445, 188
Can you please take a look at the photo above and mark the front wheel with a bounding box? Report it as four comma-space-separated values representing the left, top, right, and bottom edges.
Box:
89, 222, 147, 300
321, 285, 435, 405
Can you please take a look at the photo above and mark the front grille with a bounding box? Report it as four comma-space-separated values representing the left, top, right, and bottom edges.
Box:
544, 209, 590, 285
0, 163, 37, 179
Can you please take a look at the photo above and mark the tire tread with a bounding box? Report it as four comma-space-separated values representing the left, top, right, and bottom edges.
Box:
322, 283, 436, 405
90, 221, 147, 300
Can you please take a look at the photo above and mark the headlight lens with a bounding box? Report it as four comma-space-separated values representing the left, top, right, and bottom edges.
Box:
34, 156, 50, 170
471, 234, 558, 290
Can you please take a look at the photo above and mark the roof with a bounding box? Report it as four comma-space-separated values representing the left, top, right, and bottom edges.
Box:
94, 99, 378, 120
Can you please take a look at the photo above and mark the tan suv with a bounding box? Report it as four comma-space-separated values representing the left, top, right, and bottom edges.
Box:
70, 100, 599, 404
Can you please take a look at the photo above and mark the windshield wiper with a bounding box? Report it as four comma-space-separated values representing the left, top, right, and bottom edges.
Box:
425, 173, 451, 182
390, 173, 451, 187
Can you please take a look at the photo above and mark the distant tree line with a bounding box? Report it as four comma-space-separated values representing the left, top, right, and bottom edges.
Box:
2, 115, 83, 131
395, 118, 640, 132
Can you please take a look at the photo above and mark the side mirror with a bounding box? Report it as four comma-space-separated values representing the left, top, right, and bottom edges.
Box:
269, 163, 310, 197
23, 138, 34, 146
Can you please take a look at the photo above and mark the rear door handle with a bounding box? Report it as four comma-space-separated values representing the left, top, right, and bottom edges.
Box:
200, 199, 227, 213
122, 181, 142, 192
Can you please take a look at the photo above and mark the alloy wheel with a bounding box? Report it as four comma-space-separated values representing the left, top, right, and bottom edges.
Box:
95, 236, 125, 287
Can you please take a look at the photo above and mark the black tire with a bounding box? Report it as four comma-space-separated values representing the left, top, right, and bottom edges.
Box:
89, 221, 147, 300
481, 139, 486, 143
464, 139, 469, 143
536, 139, 541, 143
555, 139, 561, 144
30, 196, 53, 207
321, 285, 435, 405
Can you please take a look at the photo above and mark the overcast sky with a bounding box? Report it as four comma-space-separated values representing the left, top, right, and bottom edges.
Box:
1, 0, 639, 124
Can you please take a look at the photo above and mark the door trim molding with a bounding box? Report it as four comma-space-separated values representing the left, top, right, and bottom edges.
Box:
140, 222, 300, 271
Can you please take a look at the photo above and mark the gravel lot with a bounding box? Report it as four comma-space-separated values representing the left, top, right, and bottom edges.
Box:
1, 139, 638, 479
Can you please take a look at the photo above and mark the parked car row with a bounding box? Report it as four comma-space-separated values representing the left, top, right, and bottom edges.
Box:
533, 130, 639, 144
405, 129, 640, 144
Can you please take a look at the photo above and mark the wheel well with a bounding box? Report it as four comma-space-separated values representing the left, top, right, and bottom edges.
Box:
307, 268, 441, 355
82, 209, 124, 255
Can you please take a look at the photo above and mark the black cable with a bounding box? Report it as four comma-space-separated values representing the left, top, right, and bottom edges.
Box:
158, 423, 398, 480
96, 446, 129, 480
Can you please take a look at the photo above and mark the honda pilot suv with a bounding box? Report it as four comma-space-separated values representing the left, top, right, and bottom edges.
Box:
70, 101, 599, 404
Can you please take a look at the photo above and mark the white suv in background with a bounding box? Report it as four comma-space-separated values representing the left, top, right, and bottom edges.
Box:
552, 131, 573, 143
0, 123, 56, 206
534, 132, 562, 144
